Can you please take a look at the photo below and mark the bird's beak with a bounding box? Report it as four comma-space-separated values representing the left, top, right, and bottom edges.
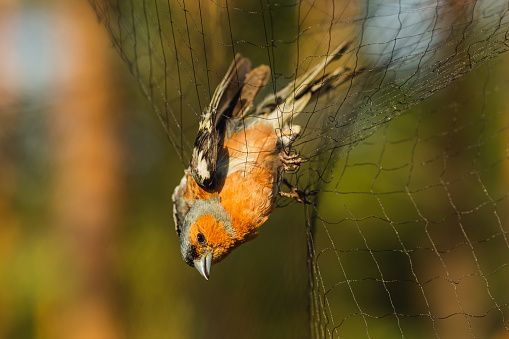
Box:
194, 250, 212, 280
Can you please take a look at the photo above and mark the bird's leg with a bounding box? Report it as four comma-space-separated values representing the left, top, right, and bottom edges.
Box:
277, 125, 308, 173
277, 125, 300, 151
279, 178, 317, 205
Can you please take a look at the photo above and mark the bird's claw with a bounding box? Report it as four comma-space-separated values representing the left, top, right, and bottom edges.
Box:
279, 178, 317, 205
280, 152, 308, 173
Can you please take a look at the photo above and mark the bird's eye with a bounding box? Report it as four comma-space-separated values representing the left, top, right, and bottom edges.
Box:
196, 232, 205, 244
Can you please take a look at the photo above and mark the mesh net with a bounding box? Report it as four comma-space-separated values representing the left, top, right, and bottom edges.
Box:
90, 0, 509, 337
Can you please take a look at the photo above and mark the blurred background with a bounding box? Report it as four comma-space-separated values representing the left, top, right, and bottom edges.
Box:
0, 0, 508, 338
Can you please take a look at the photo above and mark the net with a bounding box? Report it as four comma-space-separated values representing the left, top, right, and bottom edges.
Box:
90, 0, 509, 337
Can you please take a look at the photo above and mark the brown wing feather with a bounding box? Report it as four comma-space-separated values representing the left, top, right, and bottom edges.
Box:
232, 65, 270, 118
216, 54, 252, 121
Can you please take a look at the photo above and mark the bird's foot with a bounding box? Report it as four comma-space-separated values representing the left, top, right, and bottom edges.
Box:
279, 178, 317, 205
280, 152, 308, 173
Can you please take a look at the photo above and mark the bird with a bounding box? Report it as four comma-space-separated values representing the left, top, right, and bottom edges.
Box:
172, 41, 354, 280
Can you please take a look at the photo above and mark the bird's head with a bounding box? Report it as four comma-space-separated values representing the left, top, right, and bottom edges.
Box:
179, 196, 237, 280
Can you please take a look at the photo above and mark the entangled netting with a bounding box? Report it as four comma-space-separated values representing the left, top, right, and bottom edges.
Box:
90, 0, 509, 337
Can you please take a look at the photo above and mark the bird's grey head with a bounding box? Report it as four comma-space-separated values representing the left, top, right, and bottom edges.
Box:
179, 196, 236, 280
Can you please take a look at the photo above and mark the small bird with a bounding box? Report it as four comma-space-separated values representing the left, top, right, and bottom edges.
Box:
172, 41, 353, 279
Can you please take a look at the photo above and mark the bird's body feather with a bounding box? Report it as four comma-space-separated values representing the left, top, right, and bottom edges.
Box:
173, 123, 281, 255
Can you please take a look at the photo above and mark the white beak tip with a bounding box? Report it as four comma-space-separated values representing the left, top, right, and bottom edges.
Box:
194, 252, 212, 280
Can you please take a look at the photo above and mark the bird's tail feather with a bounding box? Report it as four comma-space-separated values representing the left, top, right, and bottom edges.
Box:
258, 40, 354, 130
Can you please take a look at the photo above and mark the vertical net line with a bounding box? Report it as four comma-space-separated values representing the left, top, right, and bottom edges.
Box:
403, 105, 438, 335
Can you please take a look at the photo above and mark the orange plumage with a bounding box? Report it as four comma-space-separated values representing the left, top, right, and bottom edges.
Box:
181, 123, 280, 265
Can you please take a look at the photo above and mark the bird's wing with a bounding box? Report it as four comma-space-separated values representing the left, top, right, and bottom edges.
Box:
231, 64, 270, 118
172, 173, 192, 236
190, 54, 251, 188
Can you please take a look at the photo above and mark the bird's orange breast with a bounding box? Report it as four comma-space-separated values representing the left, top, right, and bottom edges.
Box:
185, 123, 282, 242
220, 123, 282, 238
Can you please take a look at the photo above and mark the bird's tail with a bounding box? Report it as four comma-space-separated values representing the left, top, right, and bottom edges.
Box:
260, 41, 352, 118
253, 40, 355, 147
